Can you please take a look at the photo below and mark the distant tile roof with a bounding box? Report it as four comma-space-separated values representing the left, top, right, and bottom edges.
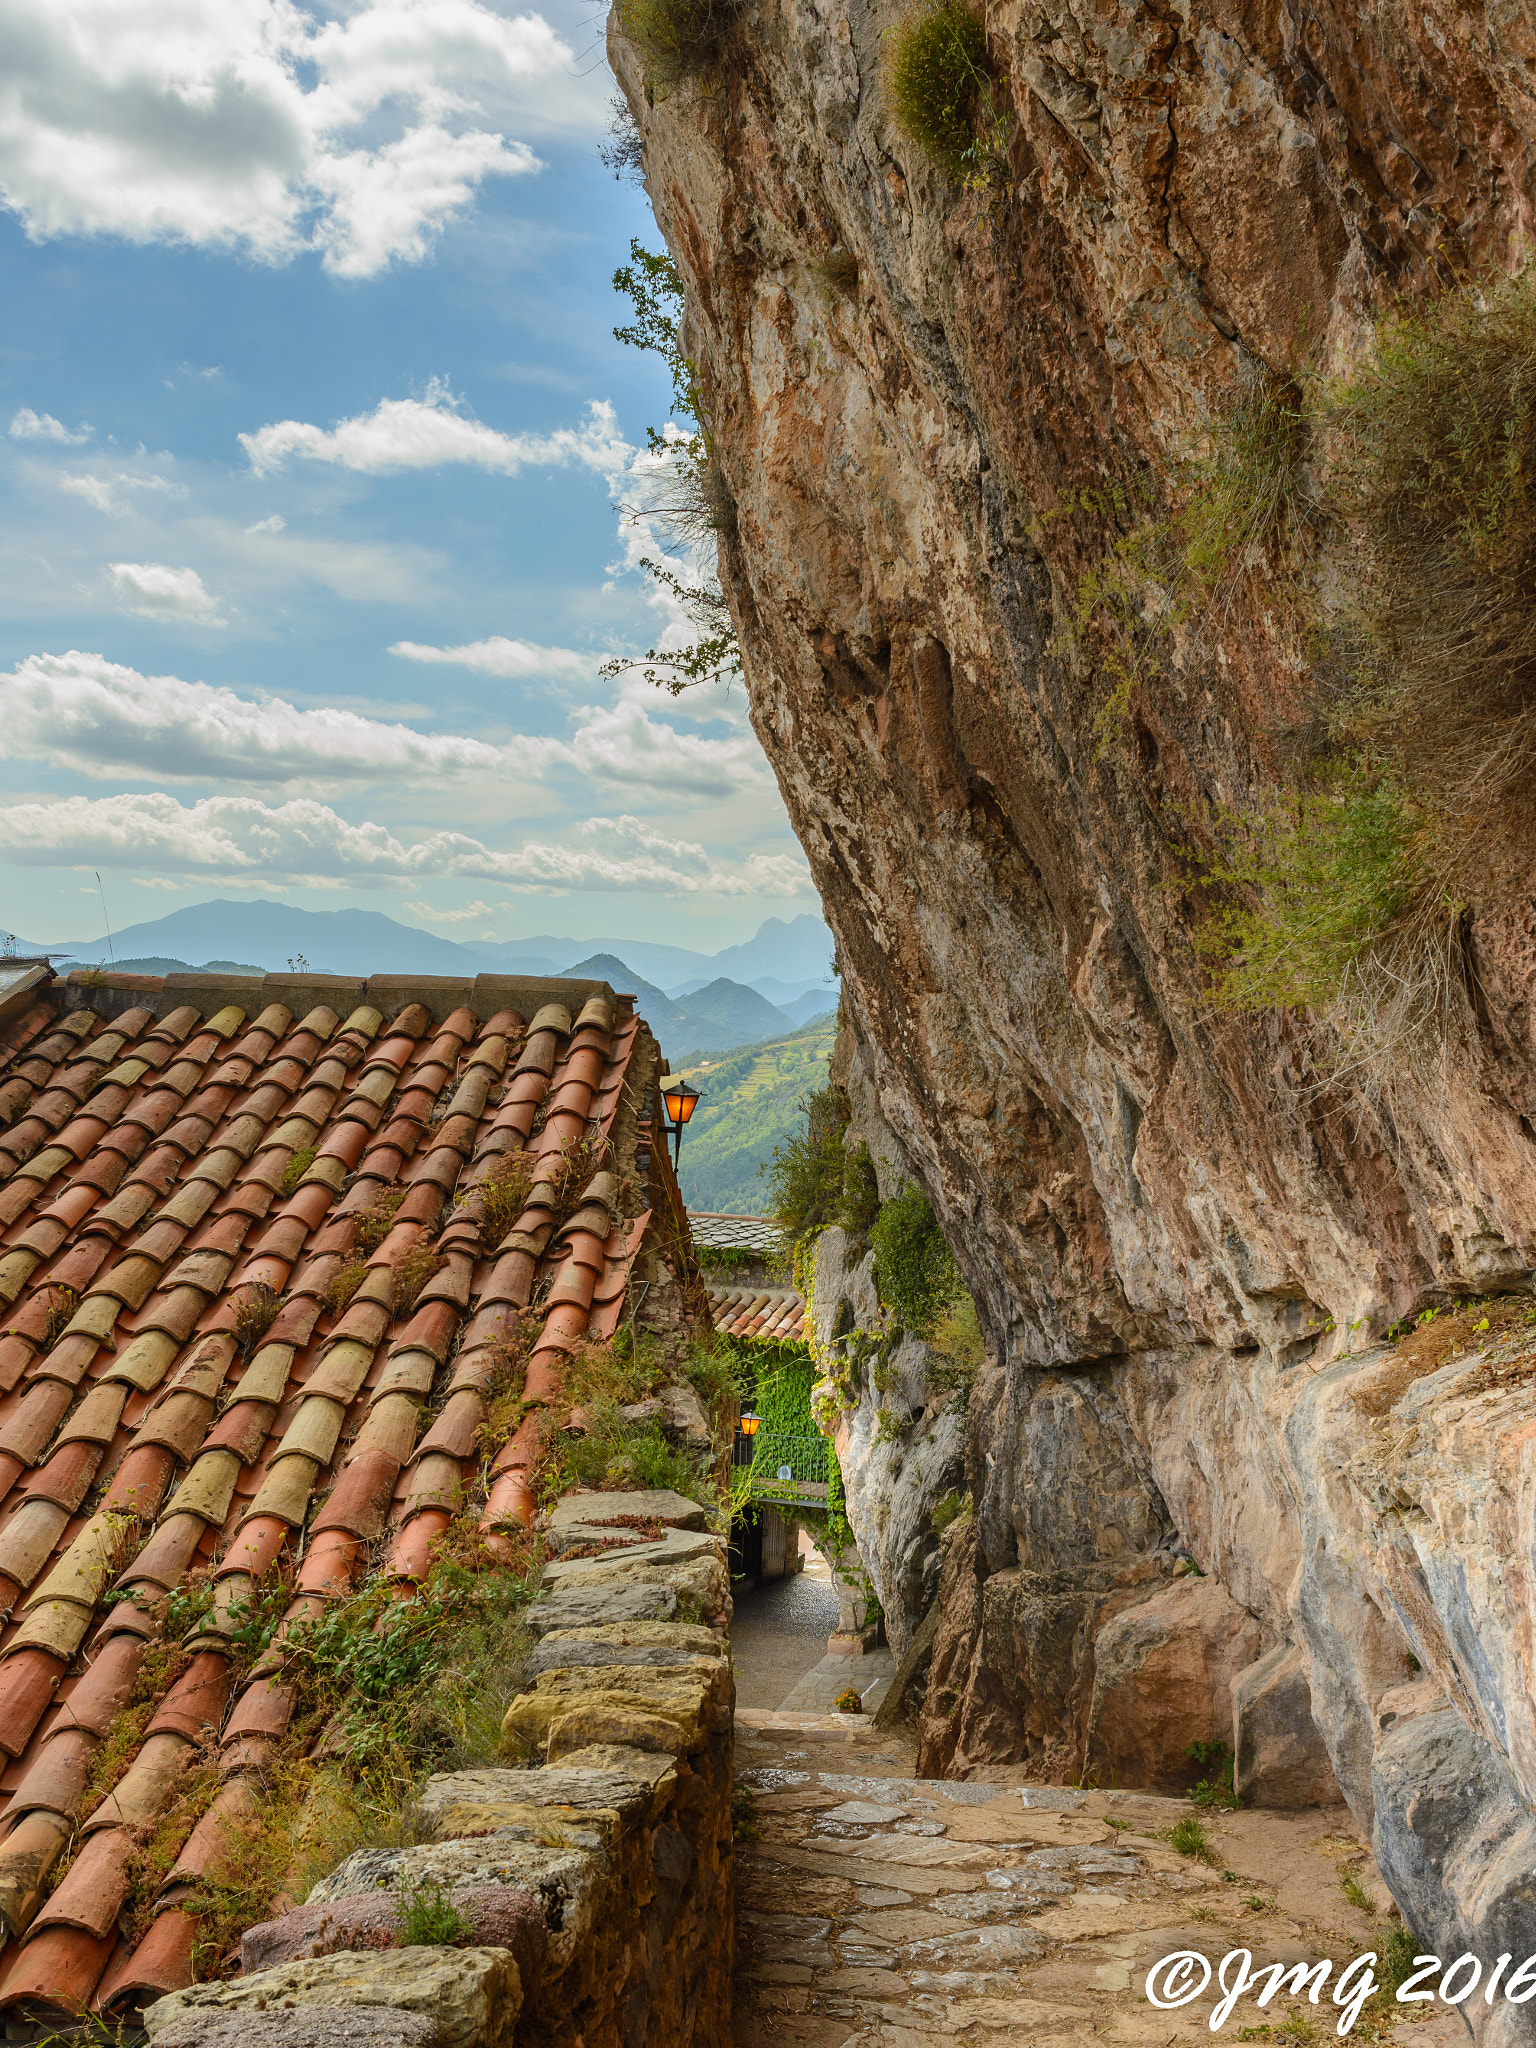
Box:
687, 1211, 775, 1252
706, 1285, 806, 1343
0, 964, 670, 2025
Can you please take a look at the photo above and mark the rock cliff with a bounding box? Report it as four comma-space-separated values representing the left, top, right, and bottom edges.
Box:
613, 0, 1536, 2008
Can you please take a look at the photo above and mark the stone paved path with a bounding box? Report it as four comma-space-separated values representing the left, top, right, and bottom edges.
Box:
732, 1710, 1467, 2047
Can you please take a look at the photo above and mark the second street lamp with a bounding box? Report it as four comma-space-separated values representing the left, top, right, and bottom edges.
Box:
660, 1076, 700, 1167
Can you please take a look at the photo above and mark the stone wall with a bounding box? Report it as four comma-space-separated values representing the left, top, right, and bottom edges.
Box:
142, 1487, 735, 2048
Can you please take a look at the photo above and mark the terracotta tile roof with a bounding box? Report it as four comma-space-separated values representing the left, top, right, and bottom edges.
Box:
706, 1285, 806, 1343
687, 1211, 775, 1252
0, 963, 671, 2027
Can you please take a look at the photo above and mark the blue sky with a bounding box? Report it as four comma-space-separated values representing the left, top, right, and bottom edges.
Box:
0, 0, 814, 954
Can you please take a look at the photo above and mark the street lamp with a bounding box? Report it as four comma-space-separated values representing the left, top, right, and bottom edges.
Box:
660, 1076, 700, 1167
739, 1411, 762, 1437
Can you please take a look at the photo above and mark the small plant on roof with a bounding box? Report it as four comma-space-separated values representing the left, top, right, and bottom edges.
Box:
324, 1258, 368, 1319
41, 1284, 78, 1351
467, 1149, 536, 1247
391, 1239, 446, 1319
232, 1281, 286, 1360
281, 1145, 317, 1194
353, 1184, 407, 1256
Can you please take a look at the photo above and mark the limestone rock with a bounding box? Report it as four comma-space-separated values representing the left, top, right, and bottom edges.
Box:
144, 1946, 520, 2048
152, 2011, 437, 2048
1086, 1577, 1265, 1791
545, 1488, 707, 1534
1232, 1645, 1341, 1808
524, 1584, 678, 1636
502, 1660, 732, 1760
242, 1887, 547, 1994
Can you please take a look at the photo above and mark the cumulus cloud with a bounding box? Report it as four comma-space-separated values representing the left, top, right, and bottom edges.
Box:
108, 563, 224, 626
0, 649, 515, 782
0, 790, 816, 897
241, 382, 627, 479
9, 407, 88, 444
61, 471, 187, 515
0, 650, 763, 800
0, 0, 575, 278
390, 633, 592, 680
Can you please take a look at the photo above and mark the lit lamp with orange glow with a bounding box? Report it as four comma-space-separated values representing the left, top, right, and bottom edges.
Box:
739, 1411, 762, 1438
660, 1076, 700, 1166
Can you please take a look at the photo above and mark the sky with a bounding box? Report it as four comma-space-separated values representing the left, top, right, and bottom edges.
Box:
0, 0, 816, 954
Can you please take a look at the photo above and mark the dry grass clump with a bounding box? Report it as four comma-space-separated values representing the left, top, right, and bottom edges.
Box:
1320, 266, 1536, 826
390, 1240, 445, 1319
232, 1281, 286, 1359
353, 1185, 406, 1255
324, 1258, 367, 1318
886, 0, 1002, 181
469, 1150, 536, 1247
613, 0, 738, 88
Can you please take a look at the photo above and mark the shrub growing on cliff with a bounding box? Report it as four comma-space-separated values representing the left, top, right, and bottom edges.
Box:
614, 0, 738, 87
888, 0, 999, 179
764, 1084, 875, 1245
870, 1182, 962, 1335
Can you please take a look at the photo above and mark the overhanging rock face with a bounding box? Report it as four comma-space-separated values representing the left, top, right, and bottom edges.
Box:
614, 0, 1536, 1976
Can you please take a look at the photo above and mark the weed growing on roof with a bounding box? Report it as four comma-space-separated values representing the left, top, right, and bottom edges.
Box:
467, 1149, 536, 1246
40, 1284, 77, 1350
352, 1185, 406, 1256
397, 1870, 471, 1947
391, 1239, 445, 1318
323, 1258, 367, 1318
280, 1146, 317, 1193
232, 1281, 286, 1359
552, 1410, 716, 1505
473, 1328, 531, 1459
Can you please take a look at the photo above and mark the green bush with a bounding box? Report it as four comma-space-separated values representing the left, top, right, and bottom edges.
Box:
397, 1870, 470, 1947
870, 1183, 961, 1335
764, 1084, 878, 1246
888, 0, 994, 176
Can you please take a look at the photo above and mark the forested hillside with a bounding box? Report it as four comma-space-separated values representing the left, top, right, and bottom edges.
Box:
673, 1015, 837, 1214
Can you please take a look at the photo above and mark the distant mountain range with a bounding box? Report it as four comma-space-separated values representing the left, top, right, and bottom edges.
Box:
18, 897, 837, 1063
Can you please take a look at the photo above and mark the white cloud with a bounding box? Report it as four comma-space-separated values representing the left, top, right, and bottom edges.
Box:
60, 471, 187, 515
0, 651, 770, 802
241, 381, 628, 479
390, 633, 592, 680
10, 407, 88, 444
0, 790, 817, 897
108, 563, 224, 626
405, 896, 499, 923
245, 513, 286, 535
0, 0, 577, 279
0, 649, 518, 783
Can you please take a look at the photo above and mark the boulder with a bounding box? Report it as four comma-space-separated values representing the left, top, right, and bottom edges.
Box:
144, 1947, 520, 2048
1231, 1645, 1341, 1808
1085, 1575, 1264, 1791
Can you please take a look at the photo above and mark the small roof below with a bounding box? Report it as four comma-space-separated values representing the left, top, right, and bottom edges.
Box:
688, 1211, 776, 1252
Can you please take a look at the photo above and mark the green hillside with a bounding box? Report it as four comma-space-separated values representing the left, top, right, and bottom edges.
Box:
673, 1014, 838, 1214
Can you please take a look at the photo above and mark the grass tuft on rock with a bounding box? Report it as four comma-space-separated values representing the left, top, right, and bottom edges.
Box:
614, 0, 738, 88
888, 0, 996, 177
